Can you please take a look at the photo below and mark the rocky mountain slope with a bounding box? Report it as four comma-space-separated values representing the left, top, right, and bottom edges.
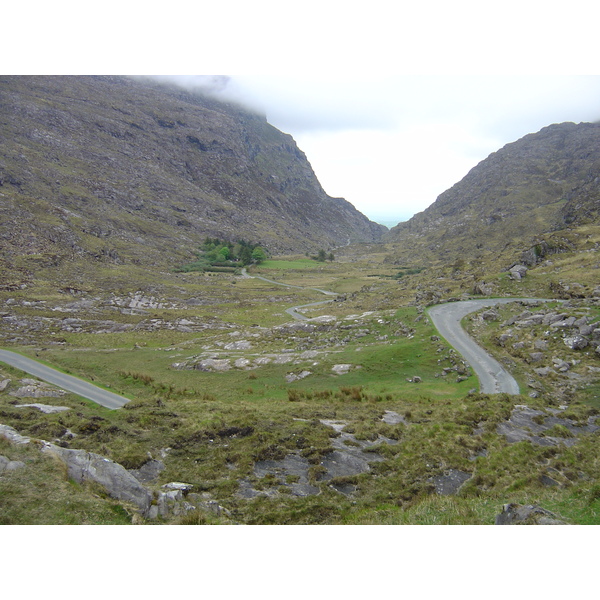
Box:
0, 76, 384, 280
385, 122, 600, 266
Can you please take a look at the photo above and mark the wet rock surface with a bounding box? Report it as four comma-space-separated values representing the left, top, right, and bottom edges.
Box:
237, 417, 397, 498
429, 469, 472, 495
496, 405, 599, 447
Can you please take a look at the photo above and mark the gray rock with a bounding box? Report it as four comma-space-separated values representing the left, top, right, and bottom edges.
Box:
495, 503, 567, 525
481, 309, 499, 321
9, 385, 66, 398
194, 358, 231, 372
224, 340, 252, 351
473, 282, 495, 296
0, 424, 31, 445
0, 455, 26, 473
128, 459, 165, 483
553, 359, 571, 372
563, 335, 589, 350
0, 379, 11, 392
162, 481, 194, 493
285, 370, 311, 383
551, 316, 577, 328
318, 450, 371, 480
509, 265, 528, 280
40, 442, 153, 516
430, 469, 471, 495
15, 403, 70, 414
381, 410, 407, 425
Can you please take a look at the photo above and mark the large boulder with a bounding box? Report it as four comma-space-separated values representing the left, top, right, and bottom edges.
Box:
40, 442, 153, 516
495, 503, 567, 525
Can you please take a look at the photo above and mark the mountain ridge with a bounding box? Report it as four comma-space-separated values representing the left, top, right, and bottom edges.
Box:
385, 121, 600, 266
0, 76, 385, 281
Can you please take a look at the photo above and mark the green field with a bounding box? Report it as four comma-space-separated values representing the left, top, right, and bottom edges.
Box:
1, 250, 599, 525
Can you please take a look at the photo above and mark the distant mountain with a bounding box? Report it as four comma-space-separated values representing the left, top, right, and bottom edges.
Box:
0, 76, 385, 275
385, 122, 600, 264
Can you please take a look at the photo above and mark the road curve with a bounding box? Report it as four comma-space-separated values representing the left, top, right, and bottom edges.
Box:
242, 267, 337, 320
427, 298, 555, 395
244, 268, 559, 394
0, 349, 130, 409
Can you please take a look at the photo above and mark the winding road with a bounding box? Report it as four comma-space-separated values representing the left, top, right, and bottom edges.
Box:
1, 265, 556, 404
245, 268, 554, 395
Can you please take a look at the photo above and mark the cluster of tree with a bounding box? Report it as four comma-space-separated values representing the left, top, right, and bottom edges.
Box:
201, 238, 266, 265
175, 238, 267, 273
310, 249, 335, 262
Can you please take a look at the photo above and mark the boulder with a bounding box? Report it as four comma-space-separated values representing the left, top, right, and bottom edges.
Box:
40, 442, 153, 516
429, 469, 471, 495
495, 503, 567, 525
15, 403, 70, 414
509, 265, 528, 280
285, 370, 311, 383
0, 455, 26, 473
563, 335, 589, 350
473, 281, 494, 296
194, 358, 231, 372
0, 424, 31, 445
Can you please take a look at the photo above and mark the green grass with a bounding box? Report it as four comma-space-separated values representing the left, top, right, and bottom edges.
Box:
2, 246, 600, 525
257, 259, 319, 270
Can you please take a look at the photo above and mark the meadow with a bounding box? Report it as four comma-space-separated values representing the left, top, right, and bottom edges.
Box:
1, 251, 599, 524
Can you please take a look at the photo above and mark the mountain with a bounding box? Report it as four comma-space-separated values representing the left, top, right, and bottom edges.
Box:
0, 76, 385, 278
385, 122, 600, 266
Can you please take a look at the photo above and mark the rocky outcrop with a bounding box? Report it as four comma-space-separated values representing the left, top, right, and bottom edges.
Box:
495, 503, 568, 525
0, 455, 26, 472
0, 423, 230, 522
40, 442, 154, 515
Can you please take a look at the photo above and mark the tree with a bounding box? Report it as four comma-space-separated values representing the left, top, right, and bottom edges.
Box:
251, 247, 267, 264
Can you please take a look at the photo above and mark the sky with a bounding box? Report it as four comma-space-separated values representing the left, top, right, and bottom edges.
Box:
7, 1, 600, 229
4, 1, 599, 583
162, 74, 600, 225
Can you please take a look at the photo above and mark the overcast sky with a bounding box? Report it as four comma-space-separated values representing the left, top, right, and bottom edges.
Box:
163, 74, 600, 225
9, 1, 600, 229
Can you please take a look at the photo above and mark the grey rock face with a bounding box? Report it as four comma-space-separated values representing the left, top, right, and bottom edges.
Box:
40, 442, 153, 515
0, 455, 26, 472
15, 403, 70, 414
429, 469, 471, 495
495, 503, 567, 525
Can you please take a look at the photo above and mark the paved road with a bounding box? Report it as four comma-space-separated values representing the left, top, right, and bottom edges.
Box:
242, 267, 337, 320
0, 349, 130, 409
427, 298, 554, 395
244, 268, 557, 394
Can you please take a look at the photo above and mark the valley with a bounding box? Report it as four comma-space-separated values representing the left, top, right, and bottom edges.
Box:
2, 242, 599, 524
1, 76, 599, 525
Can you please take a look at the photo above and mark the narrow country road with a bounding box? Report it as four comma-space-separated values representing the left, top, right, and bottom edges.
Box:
0, 349, 130, 409
427, 298, 556, 395
242, 267, 337, 320
245, 267, 552, 394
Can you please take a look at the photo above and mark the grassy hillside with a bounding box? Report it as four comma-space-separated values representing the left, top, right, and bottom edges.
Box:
1, 251, 599, 524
